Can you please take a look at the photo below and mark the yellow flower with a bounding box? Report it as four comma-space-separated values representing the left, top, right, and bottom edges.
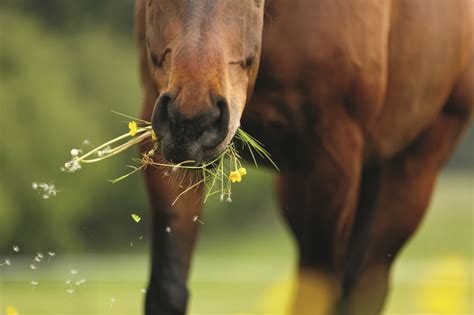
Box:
229, 171, 242, 183
151, 130, 157, 141
128, 121, 138, 136
7, 306, 19, 315
238, 167, 247, 176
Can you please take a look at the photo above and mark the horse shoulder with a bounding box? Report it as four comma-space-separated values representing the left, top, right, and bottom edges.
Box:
252, 1, 391, 141
367, 0, 474, 160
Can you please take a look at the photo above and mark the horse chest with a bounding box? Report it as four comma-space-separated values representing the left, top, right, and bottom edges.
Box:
242, 45, 370, 168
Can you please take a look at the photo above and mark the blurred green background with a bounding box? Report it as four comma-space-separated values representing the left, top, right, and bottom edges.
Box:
0, 1, 472, 314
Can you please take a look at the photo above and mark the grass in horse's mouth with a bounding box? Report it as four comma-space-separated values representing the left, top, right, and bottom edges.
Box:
62, 111, 277, 204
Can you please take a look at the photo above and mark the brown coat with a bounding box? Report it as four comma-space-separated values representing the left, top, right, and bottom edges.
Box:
136, 1, 473, 314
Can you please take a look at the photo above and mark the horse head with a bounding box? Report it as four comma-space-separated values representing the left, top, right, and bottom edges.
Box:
145, 0, 265, 164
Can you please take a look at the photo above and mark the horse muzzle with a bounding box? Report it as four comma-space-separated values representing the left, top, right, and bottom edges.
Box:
151, 92, 230, 164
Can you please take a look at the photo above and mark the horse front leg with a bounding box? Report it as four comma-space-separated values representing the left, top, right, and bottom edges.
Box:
143, 163, 203, 315
277, 107, 364, 314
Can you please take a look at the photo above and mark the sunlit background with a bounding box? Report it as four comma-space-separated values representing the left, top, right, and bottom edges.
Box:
0, 1, 473, 314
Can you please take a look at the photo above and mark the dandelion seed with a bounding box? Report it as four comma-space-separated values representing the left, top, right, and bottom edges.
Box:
141, 288, 147, 294
12, 246, 20, 253
34, 257, 41, 263
82, 139, 91, 146
31, 280, 38, 286
37, 252, 44, 259
33, 182, 60, 198
65, 279, 71, 285
62, 158, 82, 172
70, 148, 81, 157
131, 214, 142, 223
47, 251, 56, 262
139, 236, 144, 240
226, 196, 232, 203
66, 288, 74, 294
2, 259, 12, 266
130, 241, 134, 247
220, 193, 225, 202
70, 269, 78, 275
192, 216, 204, 225
97, 145, 112, 157
30, 264, 37, 270
75, 279, 86, 286
128, 120, 138, 136
165, 226, 171, 234
110, 297, 117, 307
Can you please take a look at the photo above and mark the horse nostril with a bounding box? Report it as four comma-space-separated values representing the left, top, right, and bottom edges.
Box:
151, 92, 174, 135
200, 96, 229, 150
215, 98, 229, 133
215, 98, 227, 123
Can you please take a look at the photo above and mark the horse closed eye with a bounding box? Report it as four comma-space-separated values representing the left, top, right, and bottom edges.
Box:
150, 48, 171, 68
230, 55, 256, 70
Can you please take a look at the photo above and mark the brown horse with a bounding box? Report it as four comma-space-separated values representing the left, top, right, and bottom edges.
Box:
135, 0, 473, 314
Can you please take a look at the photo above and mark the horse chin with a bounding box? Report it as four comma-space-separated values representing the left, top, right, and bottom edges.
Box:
160, 139, 225, 166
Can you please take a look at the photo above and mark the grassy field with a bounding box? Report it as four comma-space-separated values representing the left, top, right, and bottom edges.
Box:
0, 172, 472, 315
